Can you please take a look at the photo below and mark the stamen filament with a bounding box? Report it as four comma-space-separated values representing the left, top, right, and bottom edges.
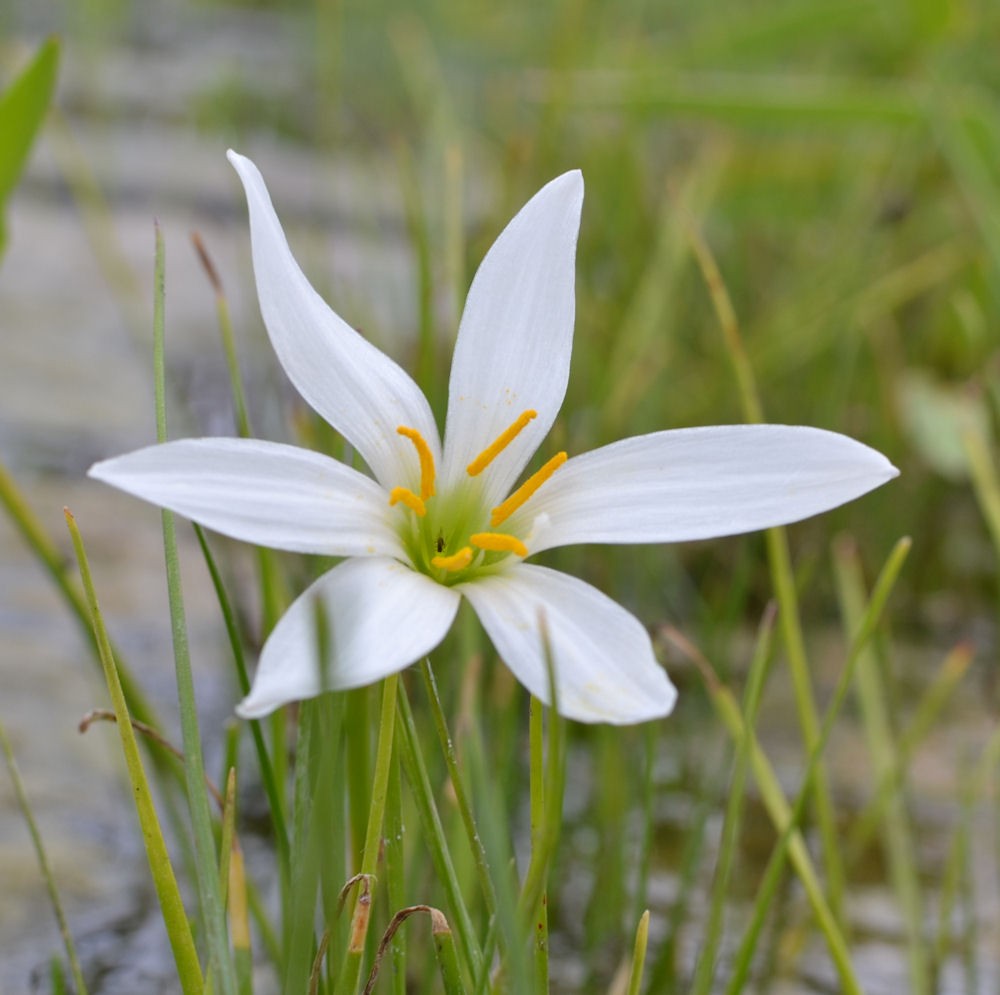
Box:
490, 452, 568, 527
466, 409, 538, 476
470, 532, 529, 558
431, 547, 474, 572
397, 426, 436, 500
388, 486, 426, 517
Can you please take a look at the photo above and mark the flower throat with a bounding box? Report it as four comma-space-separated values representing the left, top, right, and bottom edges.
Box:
388, 409, 566, 582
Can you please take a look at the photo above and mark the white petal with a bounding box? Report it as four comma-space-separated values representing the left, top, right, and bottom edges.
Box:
460, 564, 676, 724
507, 425, 898, 551
237, 557, 461, 718
440, 171, 583, 502
89, 438, 405, 559
228, 150, 439, 491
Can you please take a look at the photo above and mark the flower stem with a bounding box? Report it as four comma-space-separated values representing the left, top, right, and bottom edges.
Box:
528, 695, 549, 993
337, 673, 400, 994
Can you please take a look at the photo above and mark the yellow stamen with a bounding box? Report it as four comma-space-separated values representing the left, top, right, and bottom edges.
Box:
397, 425, 436, 500
388, 486, 426, 517
490, 452, 568, 527
431, 546, 474, 572
470, 532, 529, 558
466, 409, 538, 476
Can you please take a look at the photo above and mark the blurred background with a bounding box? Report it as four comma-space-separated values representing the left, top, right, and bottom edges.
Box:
2, 0, 1000, 991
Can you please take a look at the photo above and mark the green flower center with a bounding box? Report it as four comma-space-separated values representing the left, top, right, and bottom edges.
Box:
388, 411, 565, 586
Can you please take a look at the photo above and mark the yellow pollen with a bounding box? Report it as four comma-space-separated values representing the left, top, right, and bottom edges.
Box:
431, 546, 474, 572
388, 486, 426, 517
490, 451, 568, 527
470, 532, 529, 558
397, 425, 436, 500
466, 409, 538, 476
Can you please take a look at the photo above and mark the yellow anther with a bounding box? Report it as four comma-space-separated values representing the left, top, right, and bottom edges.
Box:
466, 409, 538, 476
431, 546, 474, 572
397, 425, 436, 500
388, 486, 426, 517
470, 532, 529, 558
490, 452, 568, 527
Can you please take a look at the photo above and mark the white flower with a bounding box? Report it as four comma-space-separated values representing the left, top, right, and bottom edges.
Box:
89, 151, 898, 724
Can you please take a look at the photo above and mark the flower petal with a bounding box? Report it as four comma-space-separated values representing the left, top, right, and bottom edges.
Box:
89, 437, 405, 559
228, 150, 439, 490
237, 557, 461, 718
441, 171, 584, 502
507, 425, 898, 552
459, 564, 676, 724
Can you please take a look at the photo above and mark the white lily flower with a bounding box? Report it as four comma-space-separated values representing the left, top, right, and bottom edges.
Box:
89, 151, 898, 724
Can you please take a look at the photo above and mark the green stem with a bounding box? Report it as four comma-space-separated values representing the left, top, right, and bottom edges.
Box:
418, 659, 499, 925
528, 695, 548, 993
153, 224, 236, 995
396, 683, 482, 982
337, 674, 400, 994
65, 511, 203, 993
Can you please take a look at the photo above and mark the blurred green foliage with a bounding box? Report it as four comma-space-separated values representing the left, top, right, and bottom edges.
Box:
0, 37, 58, 257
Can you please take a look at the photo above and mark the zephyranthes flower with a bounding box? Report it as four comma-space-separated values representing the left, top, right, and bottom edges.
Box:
90, 152, 897, 724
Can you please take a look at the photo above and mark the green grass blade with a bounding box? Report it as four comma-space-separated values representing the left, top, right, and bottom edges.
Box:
832, 535, 927, 994
152, 223, 236, 995
64, 510, 203, 994
0, 37, 59, 255
0, 718, 88, 994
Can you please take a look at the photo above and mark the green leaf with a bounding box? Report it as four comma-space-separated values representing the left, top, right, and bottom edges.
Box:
0, 37, 60, 256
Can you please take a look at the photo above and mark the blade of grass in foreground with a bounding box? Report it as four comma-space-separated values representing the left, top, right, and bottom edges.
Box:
152, 223, 236, 995
64, 509, 203, 994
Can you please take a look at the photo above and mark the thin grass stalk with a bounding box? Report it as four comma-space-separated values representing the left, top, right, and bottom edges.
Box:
219, 768, 237, 906
285, 700, 323, 993
691, 604, 778, 994
64, 510, 203, 993
687, 215, 847, 924
384, 752, 407, 995
0, 719, 88, 994
679, 626, 855, 993
152, 224, 236, 995
723, 536, 911, 992
529, 695, 549, 993
396, 683, 482, 984
832, 535, 927, 994
845, 642, 973, 862
625, 910, 650, 995
419, 659, 500, 930
346, 686, 373, 874
193, 525, 290, 876
337, 673, 401, 993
